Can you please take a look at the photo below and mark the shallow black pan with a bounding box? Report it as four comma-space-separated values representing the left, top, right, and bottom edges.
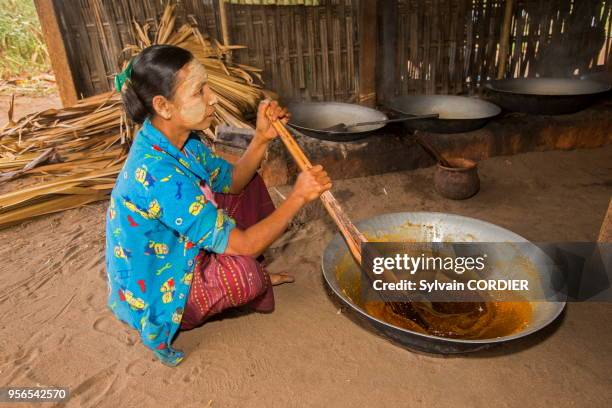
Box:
485, 78, 611, 115
287, 102, 388, 142
580, 71, 612, 90
387, 95, 501, 134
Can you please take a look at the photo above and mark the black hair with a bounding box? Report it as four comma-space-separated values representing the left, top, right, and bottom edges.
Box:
121, 44, 194, 124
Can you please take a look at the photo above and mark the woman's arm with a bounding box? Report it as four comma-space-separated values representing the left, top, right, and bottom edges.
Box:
228, 131, 270, 194
228, 100, 288, 194
225, 165, 331, 257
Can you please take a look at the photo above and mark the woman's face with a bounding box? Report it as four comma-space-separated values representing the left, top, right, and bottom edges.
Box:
171, 60, 217, 130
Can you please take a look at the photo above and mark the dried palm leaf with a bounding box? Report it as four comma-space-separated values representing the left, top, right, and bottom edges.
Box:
0, 4, 265, 229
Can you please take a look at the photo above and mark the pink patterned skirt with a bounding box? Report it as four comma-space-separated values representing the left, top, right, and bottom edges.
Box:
179, 174, 276, 330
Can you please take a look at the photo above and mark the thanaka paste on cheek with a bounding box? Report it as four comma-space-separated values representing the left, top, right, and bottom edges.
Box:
180, 99, 206, 125
176, 61, 209, 127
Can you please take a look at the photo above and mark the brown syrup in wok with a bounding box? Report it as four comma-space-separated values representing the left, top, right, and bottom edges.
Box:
363, 300, 531, 340
334, 231, 533, 340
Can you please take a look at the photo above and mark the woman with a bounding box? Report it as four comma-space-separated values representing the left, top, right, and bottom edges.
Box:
106, 44, 331, 366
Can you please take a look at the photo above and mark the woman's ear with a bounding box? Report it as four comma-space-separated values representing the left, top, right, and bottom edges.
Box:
151, 95, 172, 120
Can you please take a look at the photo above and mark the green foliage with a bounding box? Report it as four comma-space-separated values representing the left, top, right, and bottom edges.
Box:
0, 0, 51, 78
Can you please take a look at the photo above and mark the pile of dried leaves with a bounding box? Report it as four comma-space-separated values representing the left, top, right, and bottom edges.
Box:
0, 4, 264, 229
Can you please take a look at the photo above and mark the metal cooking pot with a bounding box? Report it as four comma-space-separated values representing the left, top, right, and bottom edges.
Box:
485, 78, 611, 115
287, 102, 388, 142
580, 71, 612, 89
322, 212, 566, 354
388, 95, 501, 133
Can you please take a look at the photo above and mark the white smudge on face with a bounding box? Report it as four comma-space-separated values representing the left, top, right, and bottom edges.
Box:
174, 60, 213, 129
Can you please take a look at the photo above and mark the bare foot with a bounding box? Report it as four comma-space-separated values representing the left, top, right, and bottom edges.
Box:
270, 272, 294, 286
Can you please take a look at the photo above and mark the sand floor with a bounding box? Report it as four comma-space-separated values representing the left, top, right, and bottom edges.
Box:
0, 94, 61, 124
0, 130, 611, 406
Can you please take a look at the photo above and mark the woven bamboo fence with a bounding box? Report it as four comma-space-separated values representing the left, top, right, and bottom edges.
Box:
224, 1, 358, 101
53, 0, 359, 102
392, 0, 612, 97
49, 0, 612, 102
56, 0, 220, 97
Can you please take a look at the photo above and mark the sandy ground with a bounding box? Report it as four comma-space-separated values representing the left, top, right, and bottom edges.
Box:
0, 127, 611, 406
0, 94, 62, 126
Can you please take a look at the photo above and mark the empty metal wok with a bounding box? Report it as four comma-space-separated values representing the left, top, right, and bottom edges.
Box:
388, 95, 501, 133
322, 212, 566, 354
580, 71, 612, 89
485, 78, 611, 115
287, 102, 388, 142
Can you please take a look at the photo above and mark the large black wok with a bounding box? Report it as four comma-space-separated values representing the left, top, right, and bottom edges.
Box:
287, 102, 388, 142
485, 78, 611, 115
387, 95, 501, 134
580, 71, 612, 88
322, 212, 566, 354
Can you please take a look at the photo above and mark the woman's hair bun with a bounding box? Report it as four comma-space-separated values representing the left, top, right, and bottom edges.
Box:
120, 45, 194, 124
121, 80, 149, 124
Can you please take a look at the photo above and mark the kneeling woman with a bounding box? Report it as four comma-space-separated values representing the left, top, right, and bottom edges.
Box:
105, 45, 331, 366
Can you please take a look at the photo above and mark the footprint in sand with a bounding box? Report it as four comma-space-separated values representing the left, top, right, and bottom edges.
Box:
125, 359, 150, 377
85, 293, 105, 312
93, 316, 137, 346
58, 364, 122, 408
0, 346, 40, 384
197, 364, 234, 391
181, 365, 203, 383
1, 331, 67, 384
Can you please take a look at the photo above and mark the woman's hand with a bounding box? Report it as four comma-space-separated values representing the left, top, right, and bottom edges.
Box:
290, 165, 332, 204
255, 99, 290, 143
230, 99, 289, 194
226, 165, 330, 258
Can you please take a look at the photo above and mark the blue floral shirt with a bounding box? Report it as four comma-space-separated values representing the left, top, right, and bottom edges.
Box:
105, 119, 235, 366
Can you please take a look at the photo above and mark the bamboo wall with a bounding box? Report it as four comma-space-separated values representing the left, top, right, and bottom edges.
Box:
55, 0, 220, 98
52, 0, 359, 102
391, 0, 612, 97
51, 0, 612, 102
225, 1, 359, 101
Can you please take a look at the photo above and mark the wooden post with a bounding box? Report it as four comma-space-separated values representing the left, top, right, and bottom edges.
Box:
358, 0, 377, 106
497, 0, 515, 79
34, 0, 79, 106
377, 0, 398, 104
218, 0, 232, 63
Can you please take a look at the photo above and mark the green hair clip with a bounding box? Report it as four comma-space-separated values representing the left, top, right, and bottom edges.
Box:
114, 59, 133, 92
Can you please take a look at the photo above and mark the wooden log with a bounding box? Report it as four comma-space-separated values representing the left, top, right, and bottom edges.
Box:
358, 0, 377, 106
218, 0, 232, 63
497, 0, 515, 79
295, 8, 305, 88
33, 0, 79, 106
346, 5, 355, 100
320, 6, 330, 100
377, 0, 398, 103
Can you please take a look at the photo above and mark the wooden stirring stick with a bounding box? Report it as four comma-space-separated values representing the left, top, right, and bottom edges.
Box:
415, 135, 452, 168
269, 118, 366, 263
268, 114, 430, 311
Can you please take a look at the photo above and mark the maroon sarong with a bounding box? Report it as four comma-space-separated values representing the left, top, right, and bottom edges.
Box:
180, 174, 276, 330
